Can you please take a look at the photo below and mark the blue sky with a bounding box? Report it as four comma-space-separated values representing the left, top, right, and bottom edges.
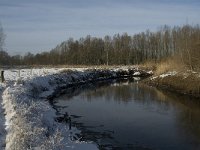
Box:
0, 0, 200, 55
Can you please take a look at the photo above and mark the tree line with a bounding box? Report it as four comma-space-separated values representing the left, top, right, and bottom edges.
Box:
0, 24, 200, 71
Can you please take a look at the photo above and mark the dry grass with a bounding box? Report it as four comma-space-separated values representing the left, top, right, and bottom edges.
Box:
143, 56, 200, 98
139, 60, 157, 71
155, 59, 183, 75
140, 56, 186, 75
147, 71, 200, 98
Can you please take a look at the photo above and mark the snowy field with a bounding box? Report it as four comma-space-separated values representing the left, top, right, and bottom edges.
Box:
0, 68, 98, 150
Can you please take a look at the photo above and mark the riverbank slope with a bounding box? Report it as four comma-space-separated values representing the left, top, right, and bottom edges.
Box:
144, 69, 200, 98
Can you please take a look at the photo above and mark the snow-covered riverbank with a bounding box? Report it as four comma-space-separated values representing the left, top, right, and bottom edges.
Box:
146, 70, 200, 98
0, 67, 152, 150
0, 83, 6, 149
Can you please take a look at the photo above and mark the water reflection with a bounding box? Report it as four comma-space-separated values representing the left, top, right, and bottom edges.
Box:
53, 79, 200, 150
166, 93, 200, 143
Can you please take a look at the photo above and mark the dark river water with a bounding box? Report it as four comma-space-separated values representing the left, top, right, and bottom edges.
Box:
53, 79, 200, 150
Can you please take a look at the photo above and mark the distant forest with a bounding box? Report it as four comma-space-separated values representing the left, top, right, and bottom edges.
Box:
0, 24, 200, 71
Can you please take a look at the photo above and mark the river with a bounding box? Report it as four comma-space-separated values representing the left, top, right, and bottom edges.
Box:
53, 79, 200, 150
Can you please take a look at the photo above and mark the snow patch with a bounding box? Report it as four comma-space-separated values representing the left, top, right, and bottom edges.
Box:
159, 71, 177, 78
0, 85, 6, 149
147, 70, 153, 75
151, 76, 158, 80
133, 72, 141, 76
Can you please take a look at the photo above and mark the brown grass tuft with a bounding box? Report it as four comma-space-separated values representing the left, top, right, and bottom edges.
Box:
147, 72, 200, 98
155, 56, 185, 75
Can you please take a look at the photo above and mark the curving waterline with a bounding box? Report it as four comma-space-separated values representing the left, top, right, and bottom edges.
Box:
1, 69, 151, 150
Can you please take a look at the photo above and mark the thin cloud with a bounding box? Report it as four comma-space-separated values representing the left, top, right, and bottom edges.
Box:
0, 0, 199, 54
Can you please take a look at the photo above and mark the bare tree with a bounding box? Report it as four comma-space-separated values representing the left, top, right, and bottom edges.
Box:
0, 22, 5, 51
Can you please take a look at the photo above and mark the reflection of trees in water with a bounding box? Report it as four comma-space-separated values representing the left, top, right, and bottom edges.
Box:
85, 82, 134, 103
132, 84, 172, 113
177, 109, 200, 141
83, 82, 172, 111
54, 80, 200, 147
164, 93, 200, 142
81, 82, 200, 142
54, 79, 115, 101
138, 87, 200, 142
